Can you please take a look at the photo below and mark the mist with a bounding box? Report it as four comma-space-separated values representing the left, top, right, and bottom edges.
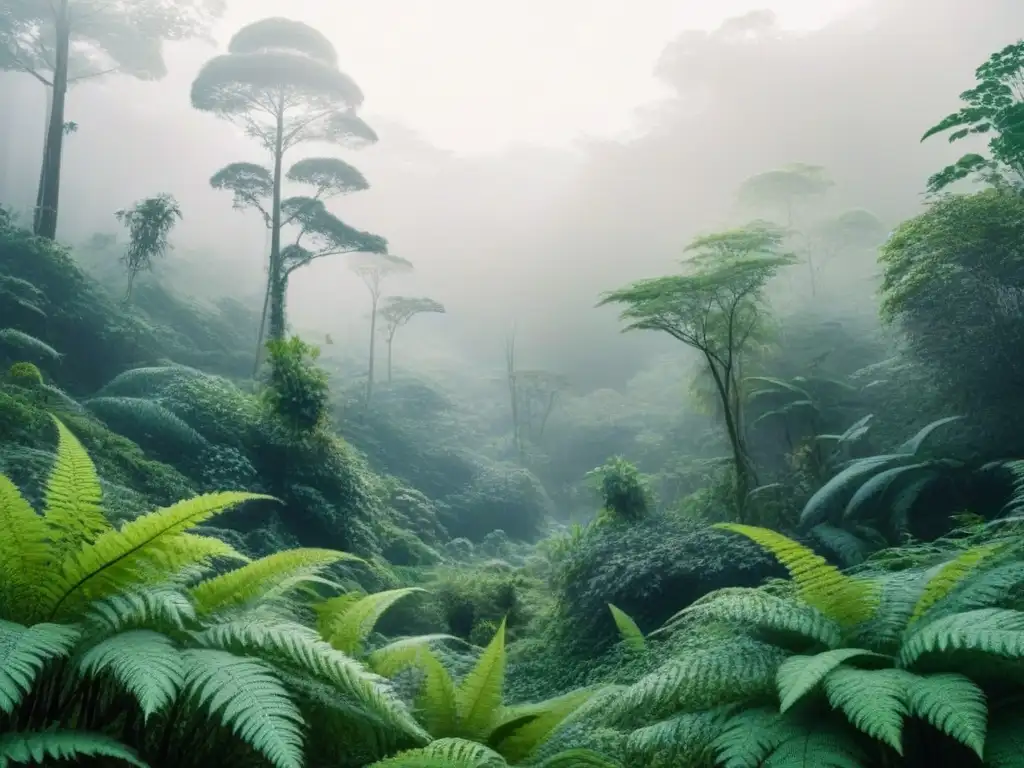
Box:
2, 0, 1021, 389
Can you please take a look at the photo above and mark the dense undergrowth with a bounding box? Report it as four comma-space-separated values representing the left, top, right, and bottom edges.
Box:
4, 28, 1024, 768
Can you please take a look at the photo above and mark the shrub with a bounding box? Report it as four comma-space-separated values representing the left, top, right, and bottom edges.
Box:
262, 336, 330, 434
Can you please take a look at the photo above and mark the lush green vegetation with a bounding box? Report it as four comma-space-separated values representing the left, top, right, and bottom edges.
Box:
3, 9, 1024, 768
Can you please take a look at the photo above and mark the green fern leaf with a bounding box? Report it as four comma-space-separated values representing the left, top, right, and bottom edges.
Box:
0, 620, 79, 714
492, 687, 598, 763
899, 608, 1024, 667
43, 416, 109, 555
776, 649, 890, 712
822, 667, 912, 753
713, 524, 876, 626
904, 673, 986, 758
190, 548, 357, 617
85, 586, 196, 634
192, 619, 428, 743
77, 629, 183, 719
318, 587, 425, 656
679, 588, 843, 648
369, 641, 459, 737
369, 737, 506, 766
46, 491, 270, 620
0, 729, 147, 767
607, 604, 645, 652
626, 708, 726, 766
456, 617, 507, 740
0, 473, 50, 622
763, 726, 868, 767
181, 648, 305, 768
910, 545, 1003, 623
712, 707, 802, 768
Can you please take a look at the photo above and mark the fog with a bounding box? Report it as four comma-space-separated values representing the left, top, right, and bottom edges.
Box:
2, 0, 1021, 389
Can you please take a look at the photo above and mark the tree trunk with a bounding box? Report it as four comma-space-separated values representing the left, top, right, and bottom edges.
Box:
386, 335, 394, 383
35, 0, 70, 240
266, 102, 286, 342
32, 88, 54, 232
366, 294, 378, 402
706, 355, 757, 520
251, 275, 272, 378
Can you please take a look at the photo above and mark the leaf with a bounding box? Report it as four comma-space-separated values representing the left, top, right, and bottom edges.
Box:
456, 617, 507, 740
318, 587, 425, 656
776, 649, 890, 712
607, 604, 645, 652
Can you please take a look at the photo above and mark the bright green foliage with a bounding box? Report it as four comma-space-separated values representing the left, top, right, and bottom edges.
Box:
367, 736, 619, 767
598, 222, 795, 514
317, 586, 426, 656
263, 336, 331, 433
371, 619, 601, 765
605, 525, 1024, 766
0, 414, 427, 767
921, 41, 1024, 194
6, 361, 43, 388
588, 457, 649, 524
607, 604, 645, 652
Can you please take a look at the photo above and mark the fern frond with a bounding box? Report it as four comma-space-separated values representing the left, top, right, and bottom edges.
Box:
776, 648, 890, 712
0, 473, 50, 621
711, 707, 803, 768
192, 619, 428, 742
181, 648, 305, 768
679, 588, 843, 648
190, 548, 355, 617
822, 667, 912, 753
369, 737, 506, 767
0, 729, 147, 767
607, 604, 645, 652
937, 562, 1024, 617
713, 524, 876, 626
85, 586, 196, 634
763, 725, 869, 767
456, 617, 507, 741
910, 545, 1004, 623
43, 416, 109, 555
46, 491, 270, 621
77, 629, 182, 719
904, 673, 987, 758
370, 642, 459, 737
318, 587, 425, 656
491, 687, 598, 763
848, 569, 928, 653
626, 708, 727, 766
899, 608, 1024, 667
0, 621, 79, 714
607, 638, 787, 727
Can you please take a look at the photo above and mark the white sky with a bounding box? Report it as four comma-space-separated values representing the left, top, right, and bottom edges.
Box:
225, 0, 866, 155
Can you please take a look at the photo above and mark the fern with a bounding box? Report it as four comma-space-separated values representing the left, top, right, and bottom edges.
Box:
0, 730, 147, 766
909, 544, 1003, 623
776, 648, 890, 712
43, 416, 109, 557
457, 617, 508, 741
180, 648, 305, 768
713, 524, 877, 626
606, 604, 645, 652
0, 474, 49, 618
77, 629, 183, 719
822, 667, 911, 754
0, 621, 79, 714
190, 548, 359, 617
317, 587, 425, 656
45, 490, 268, 621
904, 673, 987, 758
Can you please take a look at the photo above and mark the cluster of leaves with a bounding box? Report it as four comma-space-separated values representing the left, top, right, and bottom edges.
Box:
586, 456, 650, 524
0, 415, 431, 767
599, 523, 1024, 767
262, 336, 331, 435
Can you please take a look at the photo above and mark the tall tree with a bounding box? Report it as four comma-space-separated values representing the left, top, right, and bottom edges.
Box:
352, 253, 412, 402
210, 155, 386, 373
113, 192, 182, 300
806, 208, 888, 277
0, 0, 225, 239
193, 17, 379, 348
922, 41, 1024, 195
736, 163, 832, 294
599, 222, 794, 517
377, 296, 445, 383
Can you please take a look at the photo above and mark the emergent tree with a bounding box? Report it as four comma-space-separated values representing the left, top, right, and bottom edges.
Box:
113, 192, 182, 301
0, 0, 225, 239
192, 17, 381, 347
352, 253, 413, 402
377, 296, 445, 383
599, 222, 794, 517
